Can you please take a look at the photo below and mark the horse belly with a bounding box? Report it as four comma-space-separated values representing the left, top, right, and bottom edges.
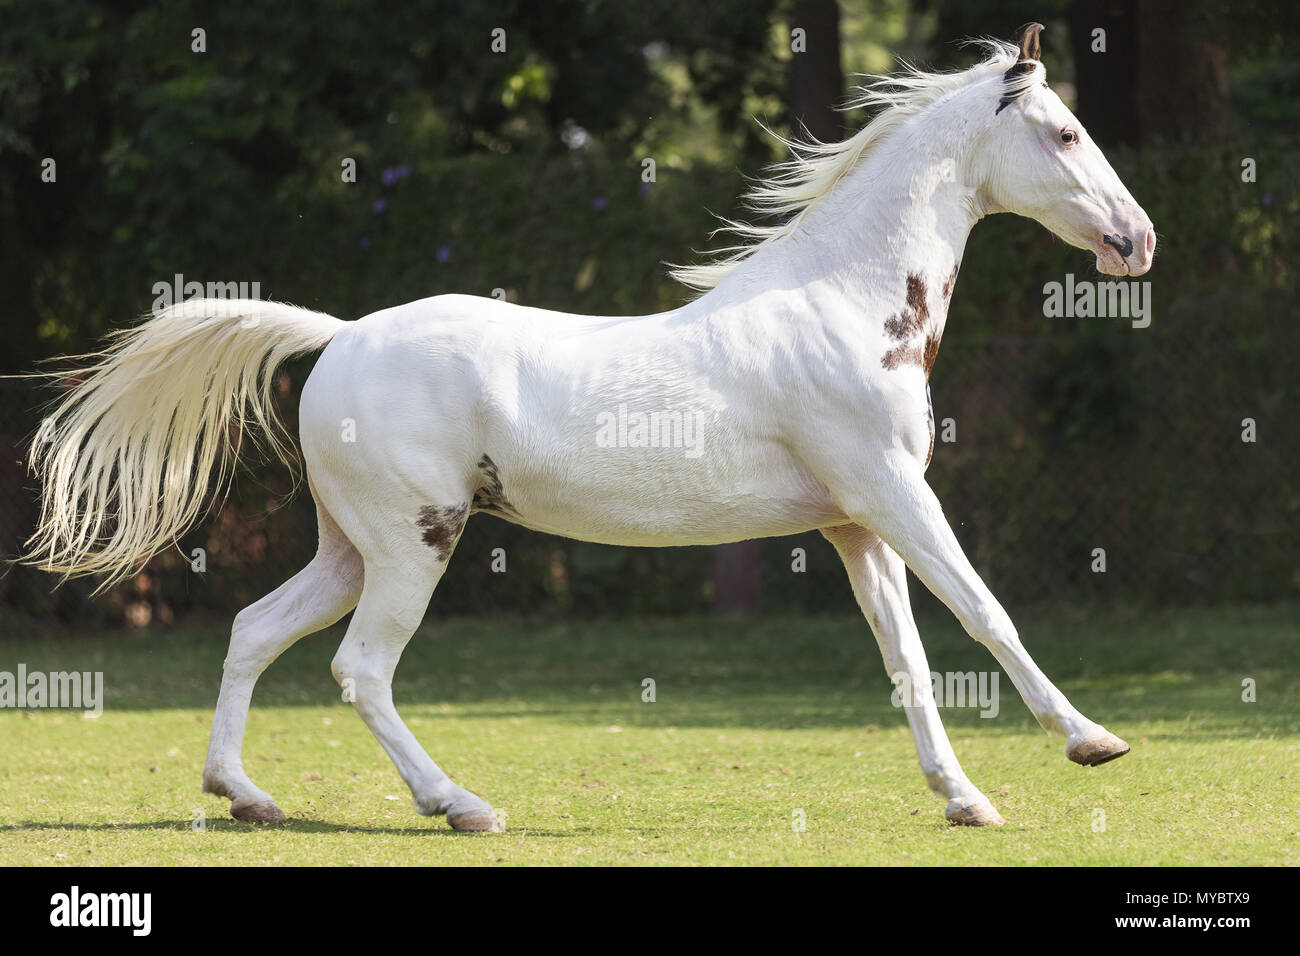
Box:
478, 445, 846, 546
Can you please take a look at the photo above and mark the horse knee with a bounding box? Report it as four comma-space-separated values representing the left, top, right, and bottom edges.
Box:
223, 606, 278, 679
330, 646, 360, 687
965, 603, 1018, 650
331, 646, 391, 712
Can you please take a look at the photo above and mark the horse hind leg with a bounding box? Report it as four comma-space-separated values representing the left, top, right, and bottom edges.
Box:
329, 504, 502, 832
203, 502, 363, 822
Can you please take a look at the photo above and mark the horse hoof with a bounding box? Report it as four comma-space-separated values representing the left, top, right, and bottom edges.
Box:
448, 807, 504, 833
1067, 731, 1130, 766
230, 799, 287, 824
945, 798, 1005, 827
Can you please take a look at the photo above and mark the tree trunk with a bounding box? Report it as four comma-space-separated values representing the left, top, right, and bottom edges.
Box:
712, 540, 763, 614
788, 0, 844, 143
1069, 0, 1227, 147
1068, 0, 1139, 146
713, 2, 843, 616
1135, 0, 1228, 144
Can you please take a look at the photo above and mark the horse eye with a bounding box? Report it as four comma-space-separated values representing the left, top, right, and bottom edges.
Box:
1060, 129, 1077, 145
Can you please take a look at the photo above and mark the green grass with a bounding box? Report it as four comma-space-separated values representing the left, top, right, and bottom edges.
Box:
0, 604, 1296, 865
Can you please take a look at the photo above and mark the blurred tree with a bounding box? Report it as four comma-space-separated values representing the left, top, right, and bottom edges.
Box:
1068, 0, 1228, 146
713, 0, 846, 613
3, 1, 1297, 627
0, 0, 788, 371
789, 0, 845, 141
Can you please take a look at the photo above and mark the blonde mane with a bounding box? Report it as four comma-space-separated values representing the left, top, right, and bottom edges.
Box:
670, 39, 1036, 292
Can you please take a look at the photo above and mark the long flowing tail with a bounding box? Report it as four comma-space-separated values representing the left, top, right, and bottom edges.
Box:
23, 298, 345, 590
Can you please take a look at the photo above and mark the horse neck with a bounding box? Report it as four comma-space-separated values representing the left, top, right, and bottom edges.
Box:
822, 128, 980, 299
717, 101, 988, 338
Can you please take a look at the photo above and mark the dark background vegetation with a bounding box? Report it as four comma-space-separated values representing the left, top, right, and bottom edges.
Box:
1, 0, 1296, 632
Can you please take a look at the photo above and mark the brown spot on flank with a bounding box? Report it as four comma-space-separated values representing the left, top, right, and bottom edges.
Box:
417, 503, 469, 561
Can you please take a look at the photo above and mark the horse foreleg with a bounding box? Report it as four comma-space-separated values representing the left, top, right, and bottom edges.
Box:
823, 523, 1004, 826
832, 454, 1129, 768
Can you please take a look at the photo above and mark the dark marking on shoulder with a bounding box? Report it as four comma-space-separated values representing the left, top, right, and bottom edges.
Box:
881, 273, 930, 372
922, 264, 959, 378
884, 273, 929, 341
882, 343, 923, 370
941, 263, 959, 303
471, 453, 517, 518
922, 333, 942, 378
882, 268, 956, 379
417, 502, 469, 561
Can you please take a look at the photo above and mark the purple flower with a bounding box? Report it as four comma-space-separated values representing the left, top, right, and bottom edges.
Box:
436, 245, 452, 263
1262, 191, 1273, 209
372, 198, 388, 215
360, 236, 372, 250
381, 167, 399, 186
639, 182, 653, 196
381, 164, 413, 186
591, 196, 608, 211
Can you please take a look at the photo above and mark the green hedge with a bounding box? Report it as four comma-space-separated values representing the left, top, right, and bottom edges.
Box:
4, 137, 1297, 627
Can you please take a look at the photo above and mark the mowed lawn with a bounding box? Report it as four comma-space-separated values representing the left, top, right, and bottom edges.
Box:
0, 604, 1296, 866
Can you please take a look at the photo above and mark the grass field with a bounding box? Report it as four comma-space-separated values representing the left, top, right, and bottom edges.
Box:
0, 604, 1296, 865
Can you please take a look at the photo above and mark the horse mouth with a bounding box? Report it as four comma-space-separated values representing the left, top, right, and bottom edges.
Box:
1094, 233, 1133, 276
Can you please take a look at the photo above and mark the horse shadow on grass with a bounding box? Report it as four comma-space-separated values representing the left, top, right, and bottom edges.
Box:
0, 819, 591, 838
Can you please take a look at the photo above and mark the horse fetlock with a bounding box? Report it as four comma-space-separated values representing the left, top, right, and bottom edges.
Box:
201, 770, 232, 798
413, 784, 481, 817
201, 759, 249, 799
922, 766, 973, 800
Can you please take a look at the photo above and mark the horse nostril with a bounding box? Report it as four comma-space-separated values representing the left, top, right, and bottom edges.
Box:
1145, 229, 1156, 257
1102, 234, 1134, 258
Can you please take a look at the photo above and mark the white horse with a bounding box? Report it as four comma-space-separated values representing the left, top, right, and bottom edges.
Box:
26, 25, 1154, 830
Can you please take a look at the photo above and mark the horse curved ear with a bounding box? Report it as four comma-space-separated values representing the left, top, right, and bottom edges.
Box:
1014, 22, 1045, 62
997, 22, 1046, 114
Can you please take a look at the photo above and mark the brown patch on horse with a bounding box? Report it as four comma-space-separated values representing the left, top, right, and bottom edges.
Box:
471, 453, 517, 517
941, 263, 958, 303
884, 274, 929, 341
882, 343, 924, 370
417, 503, 469, 561
924, 404, 934, 468
922, 333, 942, 379
922, 263, 959, 378
882, 267, 957, 377
881, 273, 930, 371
